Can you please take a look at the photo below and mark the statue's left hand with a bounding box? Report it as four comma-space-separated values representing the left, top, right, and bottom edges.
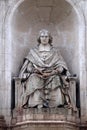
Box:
42, 72, 51, 77
56, 66, 63, 73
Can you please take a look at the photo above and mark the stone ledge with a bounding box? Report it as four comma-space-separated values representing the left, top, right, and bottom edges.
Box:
11, 120, 79, 130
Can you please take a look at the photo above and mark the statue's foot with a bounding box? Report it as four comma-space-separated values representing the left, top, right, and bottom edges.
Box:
37, 104, 43, 109
22, 105, 28, 109
64, 104, 73, 109
64, 104, 77, 112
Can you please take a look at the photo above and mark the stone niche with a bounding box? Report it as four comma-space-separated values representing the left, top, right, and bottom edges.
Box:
11, 0, 79, 76
8, 0, 85, 130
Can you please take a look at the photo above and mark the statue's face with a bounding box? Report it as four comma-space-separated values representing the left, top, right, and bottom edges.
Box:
40, 32, 49, 45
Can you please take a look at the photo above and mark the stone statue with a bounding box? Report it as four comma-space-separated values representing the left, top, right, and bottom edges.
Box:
19, 29, 75, 110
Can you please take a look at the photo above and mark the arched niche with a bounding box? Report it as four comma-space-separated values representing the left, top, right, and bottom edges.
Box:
11, 0, 79, 77
3, 0, 87, 120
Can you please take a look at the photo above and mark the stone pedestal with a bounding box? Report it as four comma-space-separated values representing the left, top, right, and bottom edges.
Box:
11, 108, 79, 130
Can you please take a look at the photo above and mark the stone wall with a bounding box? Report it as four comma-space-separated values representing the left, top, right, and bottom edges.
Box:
0, 0, 12, 124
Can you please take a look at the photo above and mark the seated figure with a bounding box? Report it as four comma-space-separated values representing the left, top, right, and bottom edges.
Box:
19, 29, 76, 110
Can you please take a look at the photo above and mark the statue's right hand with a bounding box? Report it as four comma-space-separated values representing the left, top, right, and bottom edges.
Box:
19, 73, 30, 80
23, 73, 30, 78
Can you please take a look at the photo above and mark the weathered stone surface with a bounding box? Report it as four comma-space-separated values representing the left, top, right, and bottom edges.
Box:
0, 1, 87, 129
0, 115, 7, 130
12, 108, 78, 125
11, 120, 79, 130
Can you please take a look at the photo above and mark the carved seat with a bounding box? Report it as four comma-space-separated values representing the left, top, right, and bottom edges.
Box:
12, 76, 78, 125
13, 76, 77, 109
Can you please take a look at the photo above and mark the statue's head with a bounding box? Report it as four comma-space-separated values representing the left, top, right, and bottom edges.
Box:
37, 29, 53, 45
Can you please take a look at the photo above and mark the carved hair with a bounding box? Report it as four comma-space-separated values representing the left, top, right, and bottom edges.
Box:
37, 29, 53, 45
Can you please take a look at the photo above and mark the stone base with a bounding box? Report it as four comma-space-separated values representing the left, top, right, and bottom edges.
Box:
12, 108, 78, 124
0, 108, 83, 130
10, 108, 79, 130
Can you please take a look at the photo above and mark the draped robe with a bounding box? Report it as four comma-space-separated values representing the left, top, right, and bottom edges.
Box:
19, 46, 71, 108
